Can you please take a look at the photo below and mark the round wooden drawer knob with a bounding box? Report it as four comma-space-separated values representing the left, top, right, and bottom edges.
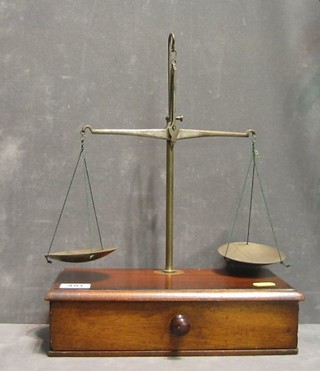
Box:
170, 314, 191, 336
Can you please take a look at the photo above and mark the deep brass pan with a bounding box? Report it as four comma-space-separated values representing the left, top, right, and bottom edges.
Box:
45, 247, 116, 263
218, 242, 286, 265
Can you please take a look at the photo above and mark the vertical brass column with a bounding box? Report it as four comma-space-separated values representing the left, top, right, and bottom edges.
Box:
164, 33, 178, 273
165, 141, 174, 273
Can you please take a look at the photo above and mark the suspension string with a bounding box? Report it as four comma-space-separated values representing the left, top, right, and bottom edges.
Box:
254, 154, 290, 267
45, 137, 85, 263
225, 152, 253, 258
82, 155, 104, 250
246, 137, 257, 244
82, 138, 93, 251
83, 161, 93, 250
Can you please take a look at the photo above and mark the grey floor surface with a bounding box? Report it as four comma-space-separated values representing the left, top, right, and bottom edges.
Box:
0, 324, 319, 371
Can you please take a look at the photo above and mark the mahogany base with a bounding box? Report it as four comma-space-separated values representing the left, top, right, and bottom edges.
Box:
45, 268, 304, 357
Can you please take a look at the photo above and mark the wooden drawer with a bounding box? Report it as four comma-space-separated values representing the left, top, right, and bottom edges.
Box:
46, 268, 303, 356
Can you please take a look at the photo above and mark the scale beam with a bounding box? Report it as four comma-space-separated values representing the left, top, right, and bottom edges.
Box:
81, 125, 253, 141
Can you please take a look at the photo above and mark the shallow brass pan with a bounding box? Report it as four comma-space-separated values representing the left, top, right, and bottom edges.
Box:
45, 247, 116, 263
218, 242, 286, 265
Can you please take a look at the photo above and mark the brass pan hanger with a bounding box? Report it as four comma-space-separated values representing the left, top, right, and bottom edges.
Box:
45, 134, 116, 263
218, 134, 287, 267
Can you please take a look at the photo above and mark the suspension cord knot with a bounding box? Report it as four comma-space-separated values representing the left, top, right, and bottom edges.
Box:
251, 132, 258, 159
80, 131, 85, 153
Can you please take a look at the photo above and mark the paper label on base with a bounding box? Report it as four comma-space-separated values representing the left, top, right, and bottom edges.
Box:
60, 283, 91, 289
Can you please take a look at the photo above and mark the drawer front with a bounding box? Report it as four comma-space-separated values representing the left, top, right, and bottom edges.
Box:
50, 300, 298, 352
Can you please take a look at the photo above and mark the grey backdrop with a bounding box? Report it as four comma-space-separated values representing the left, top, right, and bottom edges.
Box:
1, 0, 319, 324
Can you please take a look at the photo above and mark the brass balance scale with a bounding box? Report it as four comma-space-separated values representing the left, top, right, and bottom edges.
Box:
45, 34, 303, 356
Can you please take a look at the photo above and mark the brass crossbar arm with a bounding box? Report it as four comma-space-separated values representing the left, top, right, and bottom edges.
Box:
81, 125, 169, 140
81, 125, 253, 141
178, 129, 254, 140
